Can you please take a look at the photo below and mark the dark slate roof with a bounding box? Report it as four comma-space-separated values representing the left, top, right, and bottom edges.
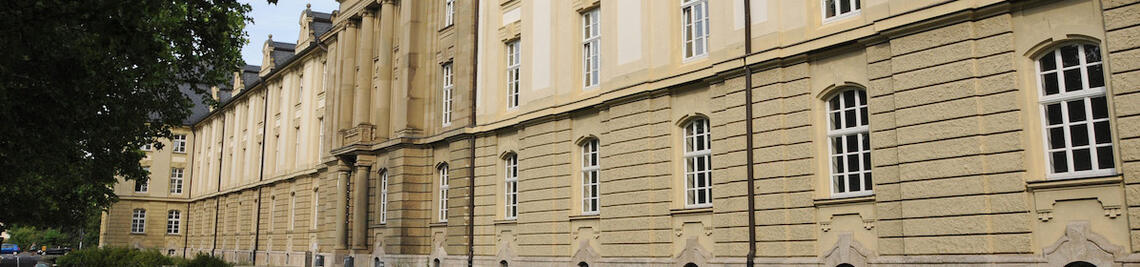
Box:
268, 41, 296, 68
306, 10, 334, 38
241, 65, 260, 88
180, 83, 213, 125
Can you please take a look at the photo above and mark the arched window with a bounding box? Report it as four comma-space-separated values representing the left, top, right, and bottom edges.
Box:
828, 89, 872, 196
683, 118, 712, 207
379, 169, 389, 224
1036, 43, 1115, 179
684, 263, 699, 267
581, 139, 600, 214
438, 164, 449, 223
578, 262, 589, 267
837, 264, 855, 267
1065, 261, 1096, 267
504, 154, 519, 219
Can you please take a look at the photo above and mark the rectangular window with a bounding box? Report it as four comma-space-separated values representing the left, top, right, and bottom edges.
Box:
582, 139, 600, 214
141, 143, 152, 151
379, 171, 389, 224
582, 9, 600, 88
506, 40, 521, 109
167, 210, 181, 235
135, 167, 149, 193
828, 90, 872, 197
681, 0, 709, 60
1038, 44, 1116, 179
172, 135, 187, 153
822, 0, 861, 22
505, 155, 519, 219
442, 63, 454, 126
683, 119, 712, 207
444, 0, 455, 26
131, 209, 146, 234
439, 165, 449, 223
170, 168, 184, 194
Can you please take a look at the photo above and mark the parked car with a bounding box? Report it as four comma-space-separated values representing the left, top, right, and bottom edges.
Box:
0, 244, 19, 254
40, 247, 69, 255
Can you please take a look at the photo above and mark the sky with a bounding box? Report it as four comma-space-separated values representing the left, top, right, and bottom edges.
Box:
240, 0, 339, 66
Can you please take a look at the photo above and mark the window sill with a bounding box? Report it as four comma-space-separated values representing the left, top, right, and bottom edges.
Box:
822, 10, 861, 25
129, 232, 146, 235
494, 219, 517, 225
814, 194, 875, 207
165, 233, 182, 236
429, 222, 448, 227
1027, 175, 1121, 191
568, 214, 599, 221
670, 206, 712, 216
681, 54, 708, 65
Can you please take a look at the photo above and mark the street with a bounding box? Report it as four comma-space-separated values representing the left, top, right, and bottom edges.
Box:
0, 253, 41, 267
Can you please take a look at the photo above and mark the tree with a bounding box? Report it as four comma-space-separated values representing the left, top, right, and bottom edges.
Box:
0, 0, 250, 232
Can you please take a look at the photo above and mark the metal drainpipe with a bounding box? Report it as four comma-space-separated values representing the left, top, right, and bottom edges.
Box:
252, 92, 271, 265
211, 115, 226, 257
742, 0, 757, 266
467, 1, 480, 266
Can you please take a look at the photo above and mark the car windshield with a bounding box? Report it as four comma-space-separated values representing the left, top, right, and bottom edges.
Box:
1, 244, 14, 248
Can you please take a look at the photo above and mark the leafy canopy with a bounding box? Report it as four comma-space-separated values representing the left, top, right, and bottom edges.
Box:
0, 0, 250, 231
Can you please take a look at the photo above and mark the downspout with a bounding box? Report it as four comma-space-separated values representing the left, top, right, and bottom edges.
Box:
252, 92, 271, 265
742, 0, 757, 266
467, 1, 480, 266
211, 116, 227, 256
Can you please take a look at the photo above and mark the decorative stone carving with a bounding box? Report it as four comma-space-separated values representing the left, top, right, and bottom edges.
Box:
674, 237, 712, 267
428, 232, 448, 264
495, 231, 517, 266
569, 237, 600, 267
1043, 221, 1122, 267
1104, 206, 1121, 219
822, 233, 873, 267
341, 123, 374, 145
1038, 210, 1054, 222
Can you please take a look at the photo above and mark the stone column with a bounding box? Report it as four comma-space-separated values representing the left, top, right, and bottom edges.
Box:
352, 10, 376, 127
333, 164, 350, 250
371, 0, 395, 140
336, 21, 359, 137
351, 156, 372, 249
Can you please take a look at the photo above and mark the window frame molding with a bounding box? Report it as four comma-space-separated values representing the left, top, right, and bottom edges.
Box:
581, 8, 600, 89
438, 163, 450, 223
131, 209, 147, 234
824, 88, 873, 199
441, 62, 455, 127
578, 137, 600, 215
680, 0, 710, 62
679, 115, 712, 208
820, 0, 862, 24
378, 169, 389, 224
505, 40, 521, 110
503, 152, 519, 220
166, 210, 181, 235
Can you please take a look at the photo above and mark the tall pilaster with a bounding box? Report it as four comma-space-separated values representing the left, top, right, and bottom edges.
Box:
371, 0, 396, 141
336, 20, 359, 138
352, 10, 376, 128
351, 156, 373, 249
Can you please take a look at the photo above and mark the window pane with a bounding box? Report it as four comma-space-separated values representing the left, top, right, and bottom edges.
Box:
847, 154, 859, 172
1091, 97, 1108, 119
840, 0, 851, 13
1039, 56, 1056, 71
1063, 69, 1083, 92
861, 133, 870, 150
1095, 121, 1112, 144
1088, 65, 1104, 88
1043, 73, 1060, 95
1067, 100, 1086, 122
832, 137, 842, 154
1097, 146, 1115, 169
843, 90, 855, 107
1073, 148, 1092, 171
831, 112, 841, 130
1049, 127, 1066, 149
848, 174, 860, 191
1051, 151, 1068, 173
863, 173, 872, 190
846, 134, 858, 152
1084, 45, 1102, 63
862, 152, 871, 170
1061, 45, 1080, 67
1046, 103, 1063, 125
834, 176, 845, 192
830, 97, 840, 110
860, 108, 869, 126
855, 0, 861, 9
826, 0, 836, 18
845, 110, 856, 128
1070, 124, 1089, 147
834, 156, 844, 173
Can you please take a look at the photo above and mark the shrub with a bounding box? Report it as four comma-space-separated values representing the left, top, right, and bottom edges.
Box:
56, 247, 174, 267
181, 253, 233, 267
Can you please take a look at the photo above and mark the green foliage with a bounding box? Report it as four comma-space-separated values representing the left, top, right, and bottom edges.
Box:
182, 253, 234, 267
0, 0, 251, 232
56, 247, 175, 267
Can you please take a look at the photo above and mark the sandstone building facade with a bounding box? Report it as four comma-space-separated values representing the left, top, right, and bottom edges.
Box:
101, 0, 1140, 266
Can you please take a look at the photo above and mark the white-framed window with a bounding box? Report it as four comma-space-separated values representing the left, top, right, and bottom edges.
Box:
1037, 44, 1115, 179
504, 154, 519, 219
135, 167, 149, 193
581, 139, 600, 214
828, 89, 872, 197
438, 164, 449, 223
444, 0, 455, 27
167, 210, 181, 234
131, 209, 146, 234
683, 118, 712, 207
172, 134, 187, 153
379, 170, 389, 224
141, 143, 152, 151
289, 192, 297, 230
311, 188, 320, 229
582, 8, 600, 88
681, 0, 709, 60
442, 62, 454, 126
506, 40, 521, 109
822, 0, 861, 22
170, 168, 184, 194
